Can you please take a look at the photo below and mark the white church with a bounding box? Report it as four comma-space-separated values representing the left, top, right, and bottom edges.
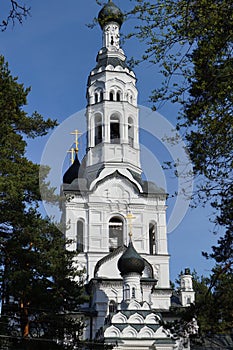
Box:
62, 1, 197, 349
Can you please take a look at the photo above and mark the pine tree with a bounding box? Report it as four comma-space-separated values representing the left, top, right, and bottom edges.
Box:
0, 56, 87, 349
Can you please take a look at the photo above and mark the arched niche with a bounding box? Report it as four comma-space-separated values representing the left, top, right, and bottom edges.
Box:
128, 313, 144, 324
112, 312, 127, 324
126, 89, 134, 104
90, 84, 104, 104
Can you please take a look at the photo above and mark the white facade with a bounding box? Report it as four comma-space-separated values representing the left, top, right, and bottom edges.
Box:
62, 1, 196, 349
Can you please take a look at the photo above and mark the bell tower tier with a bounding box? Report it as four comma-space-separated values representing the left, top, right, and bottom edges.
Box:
85, 4, 141, 178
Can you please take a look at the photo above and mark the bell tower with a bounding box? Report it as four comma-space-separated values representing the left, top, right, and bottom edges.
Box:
85, 0, 141, 180
62, 2, 196, 346
63, 0, 171, 316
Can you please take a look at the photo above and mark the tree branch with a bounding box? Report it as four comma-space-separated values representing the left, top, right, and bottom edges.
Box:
1, 0, 30, 31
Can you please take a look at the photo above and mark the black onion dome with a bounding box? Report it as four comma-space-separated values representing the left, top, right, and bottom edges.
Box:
118, 241, 145, 276
98, 0, 124, 29
63, 154, 80, 184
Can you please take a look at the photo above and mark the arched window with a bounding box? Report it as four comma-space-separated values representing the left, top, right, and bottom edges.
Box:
116, 91, 121, 102
109, 300, 116, 313
109, 216, 123, 252
109, 91, 114, 101
95, 93, 98, 104
110, 115, 120, 144
123, 284, 130, 301
128, 117, 134, 147
77, 220, 84, 252
149, 222, 156, 255
95, 115, 102, 145
132, 287, 136, 299
100, 91, 104, 102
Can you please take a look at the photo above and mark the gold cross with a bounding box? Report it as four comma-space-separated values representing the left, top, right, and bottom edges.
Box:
67, 147, 75, 164
126, 212, 136, 238
70, 129, 82, 154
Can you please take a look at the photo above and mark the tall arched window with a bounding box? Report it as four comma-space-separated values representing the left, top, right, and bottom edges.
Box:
128, 117, 134, 147
77, 220, 84, 252
95, 93, 98, 103
132, 287, 136, 299
109, 216, 123, 252
109, 300, 116, 313
95, 115, 102, 145
109, 91, 114, 101
110, 115, 120, 144
149, 222, 156, 255
123, 284, 130, 301
100, 91, 103, 102
116, 91, 121, 102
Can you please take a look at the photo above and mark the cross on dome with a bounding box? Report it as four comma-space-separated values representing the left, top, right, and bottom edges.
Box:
126, 212, 136, 239
67, 147, 75, 164
70, 129, 82, 154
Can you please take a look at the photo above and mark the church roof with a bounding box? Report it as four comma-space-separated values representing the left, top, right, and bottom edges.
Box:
111, 323, 160, 332
95, 55, 129, 70
127, 169, 166, 196
113, 309, 162, 319
94, 245, 126, 277
98, 0, 124, 29
93, 245, 154, 279
142, 180, 166, 195
118, 240, 145, 276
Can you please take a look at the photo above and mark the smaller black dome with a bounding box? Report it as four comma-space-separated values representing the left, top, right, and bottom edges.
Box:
63, 154, 80, 184
118, 241, 145, 276
98, 0, 124, 29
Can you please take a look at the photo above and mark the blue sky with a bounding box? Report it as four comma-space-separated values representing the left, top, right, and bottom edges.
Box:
1, 0, 219, 281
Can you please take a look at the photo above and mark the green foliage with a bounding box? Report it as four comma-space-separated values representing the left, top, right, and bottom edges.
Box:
0, 56, 87, 348
175, 270, 233, 336
126, 1, 233, 332
126, 0, 233, 271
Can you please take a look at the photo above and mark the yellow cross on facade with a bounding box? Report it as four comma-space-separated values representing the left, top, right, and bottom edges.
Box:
126, 212, 136, 238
